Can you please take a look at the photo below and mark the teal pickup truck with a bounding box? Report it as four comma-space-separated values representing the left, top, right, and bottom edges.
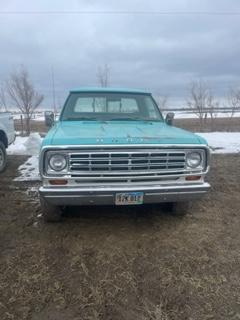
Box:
39, 88, 210, 222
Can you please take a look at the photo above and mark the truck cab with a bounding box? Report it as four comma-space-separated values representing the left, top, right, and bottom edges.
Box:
0, 112, 15, 172
39, 88, 210, 222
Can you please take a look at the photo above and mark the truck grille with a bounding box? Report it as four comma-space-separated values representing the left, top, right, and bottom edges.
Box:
68, 148, 188, 184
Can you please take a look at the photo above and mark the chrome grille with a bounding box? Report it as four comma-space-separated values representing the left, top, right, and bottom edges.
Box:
68, 149, 187, 183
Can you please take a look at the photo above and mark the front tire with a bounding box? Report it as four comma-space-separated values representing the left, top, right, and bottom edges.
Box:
171, 202, 189, 216
163, 202, 189, 216
40, 195, 62, 222
0, 141, 7, 173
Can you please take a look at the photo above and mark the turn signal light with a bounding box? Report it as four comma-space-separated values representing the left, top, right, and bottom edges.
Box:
185, 176, 201, 181
49, 179, 68, 185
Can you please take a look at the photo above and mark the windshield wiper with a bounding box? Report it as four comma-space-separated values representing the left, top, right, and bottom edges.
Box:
109, 117, 143, 121
64, 117, 98, 121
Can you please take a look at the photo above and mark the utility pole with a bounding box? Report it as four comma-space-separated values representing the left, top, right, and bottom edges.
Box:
51, 66, 56, 117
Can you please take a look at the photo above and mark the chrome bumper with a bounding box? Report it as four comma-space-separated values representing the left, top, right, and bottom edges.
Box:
39, 183, 210, 206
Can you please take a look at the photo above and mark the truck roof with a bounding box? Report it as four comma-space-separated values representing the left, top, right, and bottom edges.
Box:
69, 87, 151, 95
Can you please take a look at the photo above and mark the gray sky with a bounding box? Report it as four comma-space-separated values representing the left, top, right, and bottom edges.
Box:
0, 0, 240, 107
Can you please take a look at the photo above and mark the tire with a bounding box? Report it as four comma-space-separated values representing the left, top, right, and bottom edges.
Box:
171, 202, 189, 216
0, 141, 7, 173
40, 195, 62, 222
163, 202, 189, 216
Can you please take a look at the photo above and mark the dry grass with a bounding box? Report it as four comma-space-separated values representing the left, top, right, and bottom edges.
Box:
174, 117, 240, 132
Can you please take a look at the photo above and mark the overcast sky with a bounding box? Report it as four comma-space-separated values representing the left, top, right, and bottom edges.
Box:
0, 0, 240, 107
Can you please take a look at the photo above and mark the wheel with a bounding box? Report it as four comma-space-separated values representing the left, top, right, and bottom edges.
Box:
171, 202, 189, 216
40, 195, 62, 222
0, 141, 7, 173
163, 202, 189, 216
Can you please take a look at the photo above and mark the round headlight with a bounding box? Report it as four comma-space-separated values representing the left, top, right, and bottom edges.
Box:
49, 154, 67, 171
186, 152, 202, 168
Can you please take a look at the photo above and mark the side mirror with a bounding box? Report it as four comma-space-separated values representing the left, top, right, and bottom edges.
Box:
165, 112, 174, 125
44, 111, 54, 127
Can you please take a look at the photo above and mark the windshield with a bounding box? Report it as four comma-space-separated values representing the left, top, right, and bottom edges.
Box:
60, 92, 163, 121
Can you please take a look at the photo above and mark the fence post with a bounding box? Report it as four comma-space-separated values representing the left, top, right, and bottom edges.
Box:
20, 115, 24, 136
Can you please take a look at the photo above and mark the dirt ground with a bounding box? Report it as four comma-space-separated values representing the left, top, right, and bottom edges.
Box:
0, 154, 240, 320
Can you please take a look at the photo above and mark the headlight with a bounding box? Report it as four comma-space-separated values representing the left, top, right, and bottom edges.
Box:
49, 154, 67, 171
186, 152, 202, 168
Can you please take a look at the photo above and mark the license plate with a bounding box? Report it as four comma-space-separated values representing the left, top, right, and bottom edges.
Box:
115, 192, 144, 205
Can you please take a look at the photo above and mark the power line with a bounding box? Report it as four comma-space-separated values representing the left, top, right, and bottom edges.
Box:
0, 10, 240, 15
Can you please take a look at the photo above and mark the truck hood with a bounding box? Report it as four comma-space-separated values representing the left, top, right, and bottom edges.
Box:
43, 121, 206, 146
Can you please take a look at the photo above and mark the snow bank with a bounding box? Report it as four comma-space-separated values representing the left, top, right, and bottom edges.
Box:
8, 133, 42, 156
24, 133, 42, 155
7, 133, 42, 181
7, 136, 29, 155
197, 132, 240, 154
162, 111, 240, 119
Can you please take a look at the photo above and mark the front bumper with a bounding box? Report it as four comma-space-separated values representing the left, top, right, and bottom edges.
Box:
39, 183, 210, 206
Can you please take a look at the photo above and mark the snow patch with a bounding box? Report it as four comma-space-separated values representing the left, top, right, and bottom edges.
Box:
8, 133, 42, 156
8, 133, 42, 181
162, 111, 240, 119
14, 155, 40, 181
197, 132, 240, 154
7, 136, 29, 155
24, 133, 42, 156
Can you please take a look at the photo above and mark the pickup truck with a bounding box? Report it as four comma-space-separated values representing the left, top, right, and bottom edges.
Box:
0, 112, 15, 172
39, 88, 211, 222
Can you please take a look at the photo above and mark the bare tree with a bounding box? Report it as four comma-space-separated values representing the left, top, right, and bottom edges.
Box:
208, 94, 219, 131
157, 95, 168, 111
4, 66, 44, 135
96, 63, 110, 87
187, 80, 218, 130
227, 88, 240, 120
0, 83, 7, 111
